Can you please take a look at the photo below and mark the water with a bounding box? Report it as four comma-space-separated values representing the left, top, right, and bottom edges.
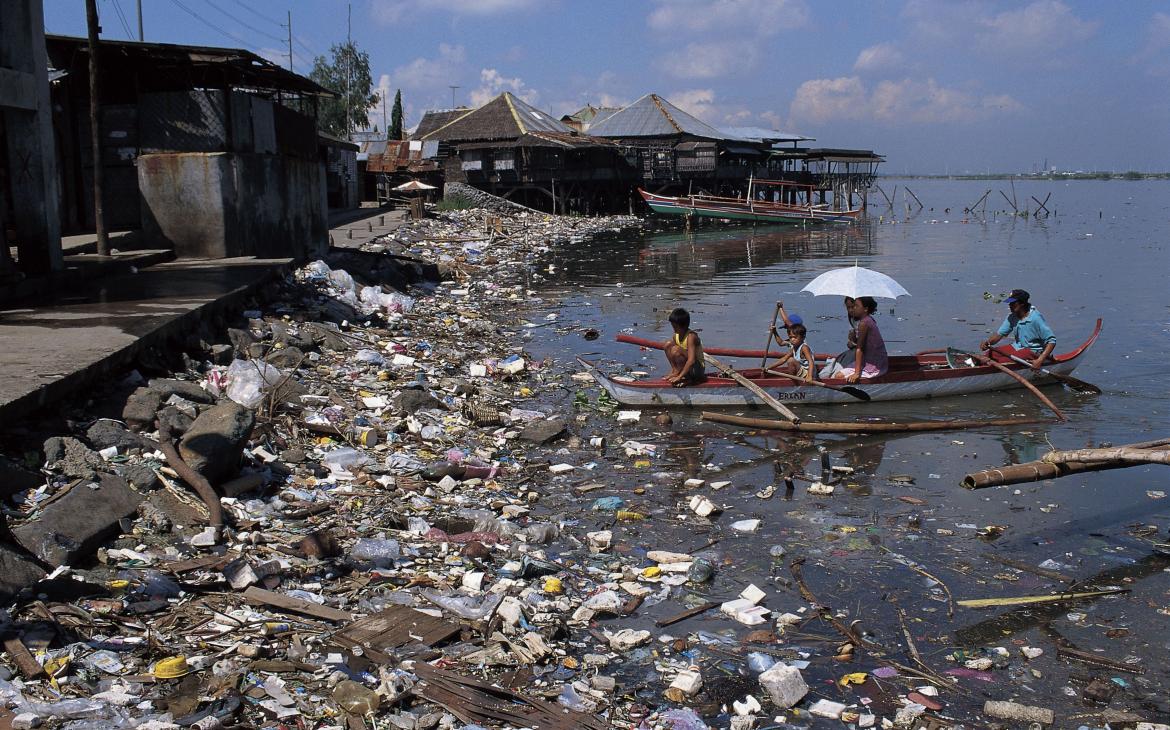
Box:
524, 179, 1170, 722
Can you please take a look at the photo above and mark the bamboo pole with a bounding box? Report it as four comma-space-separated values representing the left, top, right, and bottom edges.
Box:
962, 437, 1170, 489
954, 350, 1065, 421
702, 411, 1043, 433
1043, 446, 1170, 465
704, 354, 800, 424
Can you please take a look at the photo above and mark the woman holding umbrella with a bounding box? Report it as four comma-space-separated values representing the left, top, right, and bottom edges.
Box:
838, 296, 888, 383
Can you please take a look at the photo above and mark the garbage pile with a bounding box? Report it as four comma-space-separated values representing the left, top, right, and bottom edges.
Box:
1, 205, 1166, 729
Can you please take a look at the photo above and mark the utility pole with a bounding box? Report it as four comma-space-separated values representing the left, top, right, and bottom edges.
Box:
85, 0, 109, 256
345, 3, 352, 140
285, 10, 293, 71
449, 85, 460, 108
136, 0, 143, 40
382, 94, 387, 137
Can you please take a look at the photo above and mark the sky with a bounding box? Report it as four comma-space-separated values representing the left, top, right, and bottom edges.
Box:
43, 0, 1170, 174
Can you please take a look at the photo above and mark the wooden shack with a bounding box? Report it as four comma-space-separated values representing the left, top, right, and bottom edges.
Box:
416, 93, 635, 214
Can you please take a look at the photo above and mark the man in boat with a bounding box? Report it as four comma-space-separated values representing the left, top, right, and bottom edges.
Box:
664, 308, 706, 387
979, 289, 1056, 369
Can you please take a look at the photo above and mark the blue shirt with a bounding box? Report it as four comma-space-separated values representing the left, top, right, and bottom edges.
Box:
997, 307, 1056, 353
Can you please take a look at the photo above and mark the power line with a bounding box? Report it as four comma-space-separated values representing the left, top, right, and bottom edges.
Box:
167, 0, 259, 51
204, 0, 286, 43
108, 0, 134, 39
230, 0, 282, 26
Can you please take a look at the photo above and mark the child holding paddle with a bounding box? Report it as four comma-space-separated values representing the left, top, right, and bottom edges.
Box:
664, 308, 707, 387
765, 323, 817, 382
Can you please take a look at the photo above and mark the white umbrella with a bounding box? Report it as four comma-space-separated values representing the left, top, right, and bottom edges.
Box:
394, 180, 437, 191
800, 265, 910, 299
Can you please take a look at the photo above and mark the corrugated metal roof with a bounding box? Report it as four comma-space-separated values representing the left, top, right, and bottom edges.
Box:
587, 93, 741, 140
418, 93, 571, 142
721, 125, 812, 143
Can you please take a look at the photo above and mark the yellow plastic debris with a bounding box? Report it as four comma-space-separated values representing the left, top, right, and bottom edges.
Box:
839, 672, 868, 687
543, 577, 563, 594
616, 510, 646, 521
153, 655, 190, 679
641, 566, 662, 578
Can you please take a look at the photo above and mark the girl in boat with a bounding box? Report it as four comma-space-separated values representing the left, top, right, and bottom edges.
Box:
664, 308, 706, 387
837, 296, 888, 383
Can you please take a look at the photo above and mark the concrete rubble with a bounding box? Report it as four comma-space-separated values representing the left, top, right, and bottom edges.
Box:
0, 202, 1163, 728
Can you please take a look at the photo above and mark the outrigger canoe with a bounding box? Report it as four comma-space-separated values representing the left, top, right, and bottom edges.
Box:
582, 319, 1101, 407
639, 188, 862, 225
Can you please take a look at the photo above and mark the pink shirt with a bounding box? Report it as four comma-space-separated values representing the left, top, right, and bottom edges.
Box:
857, 314, 888, 375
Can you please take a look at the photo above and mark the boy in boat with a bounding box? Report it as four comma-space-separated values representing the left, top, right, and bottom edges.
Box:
766, 322, 816, 382
664, 308, 706, 387
979, 289, 1056, 368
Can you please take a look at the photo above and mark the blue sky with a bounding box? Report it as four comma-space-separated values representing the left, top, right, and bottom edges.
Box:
44, 0, 1170, 173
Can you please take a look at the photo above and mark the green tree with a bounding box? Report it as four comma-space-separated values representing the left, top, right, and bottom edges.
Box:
390, 89, 404, 140
309, 41, 377, 138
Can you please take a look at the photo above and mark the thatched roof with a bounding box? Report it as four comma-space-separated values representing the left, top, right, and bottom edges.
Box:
412, 108, 473, 140
587, 93, 740, 141
418, 93, 572, 142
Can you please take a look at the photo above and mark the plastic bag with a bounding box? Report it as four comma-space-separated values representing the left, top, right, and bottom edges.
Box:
350, 538, 400, 567
421, 591, 503, 621
224, 360, 284, 408
327, 268, 356, 292
323, 447, 369, 474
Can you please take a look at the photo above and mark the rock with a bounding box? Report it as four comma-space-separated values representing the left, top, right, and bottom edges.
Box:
209, 344, 234, 365
156, 405, 195, 438
227, 328, 256, 358
116, 462, 162, 491
758, 664, 808, 708
518, 418, 566, 444
43, 436, 104, 480
147, 378, 214, 404
179, 401, 256, 482
13, 474, 143, 566
86, 420, 143, 451
982, 700, 1054, 725
0, 459, 44, 500
280, 448, 306, 464
266, 346, 305, 369
0, 542, 46, 599
655, 413, 673, 426
122, 386, 163, 430
395, 389, 443, 414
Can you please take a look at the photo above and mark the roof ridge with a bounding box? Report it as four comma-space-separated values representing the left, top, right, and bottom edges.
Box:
503, 93, 528, 135
417, 107, 476, 141
649, 94, 684, 134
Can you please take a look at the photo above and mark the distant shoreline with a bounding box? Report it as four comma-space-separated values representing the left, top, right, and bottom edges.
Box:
880, 172, 1169, 181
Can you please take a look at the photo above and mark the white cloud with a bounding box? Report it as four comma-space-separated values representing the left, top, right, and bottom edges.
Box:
854, 43, 903, 73
1133, 12, 1170, 75
790, 76, 1022, 126
668, 88, 718, 121
658, 41, 754, 79
470, 68, 539, 107
373, 0, 540, 24
789, 77, 868, 124
648, 0, 809, 35
388, 44, 467, 96
903, 0, 1097, 57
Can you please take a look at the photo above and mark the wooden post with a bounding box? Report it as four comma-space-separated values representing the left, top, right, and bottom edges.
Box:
85, 0, 109, 256
999, 190, 1018, 214
904, 186, 924, 210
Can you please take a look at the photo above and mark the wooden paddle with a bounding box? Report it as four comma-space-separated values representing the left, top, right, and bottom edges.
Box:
765, 368, 872, 402
704, 353, 801, 424
947, 348, 1066, 421
997, 351, 1101, 394
760, 302, 782, 371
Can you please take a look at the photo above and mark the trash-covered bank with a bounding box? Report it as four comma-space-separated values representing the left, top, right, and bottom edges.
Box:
1, 203, 1169, 730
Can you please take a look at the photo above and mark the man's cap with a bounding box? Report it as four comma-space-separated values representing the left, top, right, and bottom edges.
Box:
784, 314, 803, 327
1004, 289, 1030, 304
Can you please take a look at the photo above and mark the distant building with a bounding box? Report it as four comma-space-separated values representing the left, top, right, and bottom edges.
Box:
417, 92, 636, 214
45, 35, 336, 260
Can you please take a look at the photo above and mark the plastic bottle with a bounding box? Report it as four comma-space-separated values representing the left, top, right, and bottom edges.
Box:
333, 680, 380, 714
687, 558, 715, 583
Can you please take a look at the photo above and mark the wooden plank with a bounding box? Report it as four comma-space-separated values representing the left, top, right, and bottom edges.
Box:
2, 636, 45, 679
242, 587, 352, 622
331, 605, 461, 661
655, 601, 720, 628
162, 554, 236, 574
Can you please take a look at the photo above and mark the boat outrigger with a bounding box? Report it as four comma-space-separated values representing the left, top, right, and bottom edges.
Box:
581, 320, 1101, 408
639, 178, 862, 225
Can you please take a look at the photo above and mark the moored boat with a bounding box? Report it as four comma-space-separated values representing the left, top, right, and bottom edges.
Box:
639, 181, 862, 225
582, 320, 1101, 407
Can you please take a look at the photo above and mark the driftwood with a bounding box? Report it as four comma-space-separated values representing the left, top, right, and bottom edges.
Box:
149, 422, 225, 529
789, 558, 879, 651
963, 437, 1170, 489
1043, 446, 1170, 466
703, 411, 1043, 433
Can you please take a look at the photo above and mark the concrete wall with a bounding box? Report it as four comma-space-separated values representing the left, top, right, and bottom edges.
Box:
1, 0, 61, 273
138, 151, 327, 261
